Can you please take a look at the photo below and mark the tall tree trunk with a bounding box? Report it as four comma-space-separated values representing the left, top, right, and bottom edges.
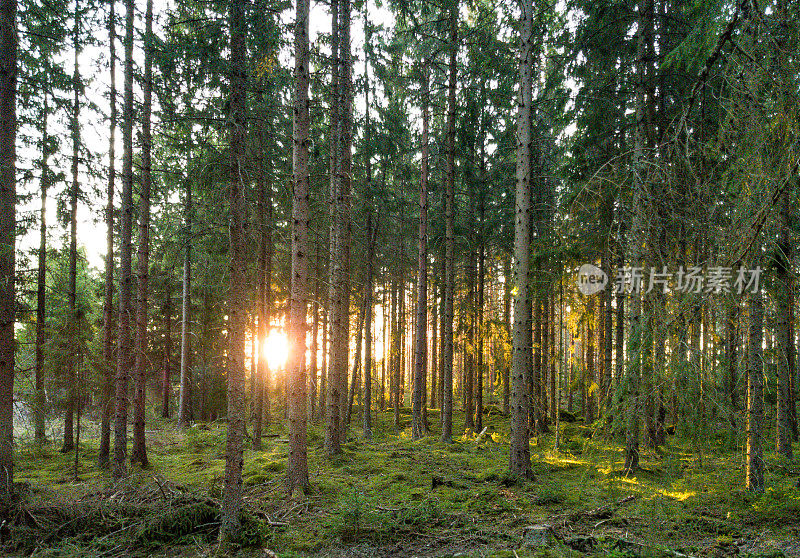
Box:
776, 188, 793, 459
114, 0, 135, 481
220, 0, 247, 541
602, 240, 613, 416
725, 302, 738, 438
431, 275, 438, 410
162, 286, 172, 418
62, 0, 81, 455
363, 214, 376, 438
362, 5, 374, 438
465, 252, 475, 433
503, 255, 511, 415
319, 307, 327, 414
623, 0, 653, 474
338, 0, 353, 442
440, 0, 457, 443
309, 288, 318, 421
509, 0, 533, 477
653, 290, 666, 447
412, 61, 429, 440
254, 98, 273, 446
346, 296, 366, 426
98, 0, 117, 466
476, 86, 487, 428
34, 88, 49, 443
286, 0, 310, 497
131, 0, 153, 468
746, 289, 764, 492
0, 0, 18, 498
177, 147, 193, 428
326, 0, 351, 455
391, 281, 400, 427
381, 285, 386, 412
586, 298, 595, 423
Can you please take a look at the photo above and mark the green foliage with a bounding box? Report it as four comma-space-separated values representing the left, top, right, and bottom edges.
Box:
750, 486, 800, 526
135, 501, 219, 546
184, 425, 225, 453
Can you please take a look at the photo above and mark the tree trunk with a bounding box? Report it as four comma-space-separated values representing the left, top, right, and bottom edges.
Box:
34, 87, 49, 443
319, 306, 328, 415
177, 148, 193, 428
220, 0, 247, 541
725, 302, 738, 438
602, 244, 613, 415
775, 187, 793, 459
99, 0, 116, 466
412, 61, 430, 440
114, 0, 135, 481
465, 251, 475, 433
339, 0, 353, 442
746, 289, 764, 492
346, 295, 366, 427
509, 0, 533, 477
162, 287, 172, 418
286, 0, 310, 497
326, 0, 352, 455
623, 0, 653, 475
391, 281, 400, 427
254, 103, 273, 446
586, 298, 595, 423
62, 0, 81, 455
476, 182, 485, 433
131, 0, 153, 468
440, 0, 457, 443
503, 256, 511, 415
363, 213, 376, 439
0, 0, 17, 498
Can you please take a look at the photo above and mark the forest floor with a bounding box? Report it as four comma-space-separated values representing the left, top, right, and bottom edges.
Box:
4, 406, 800, 558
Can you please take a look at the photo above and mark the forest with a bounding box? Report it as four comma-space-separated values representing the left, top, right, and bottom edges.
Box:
0, 0, 799, 556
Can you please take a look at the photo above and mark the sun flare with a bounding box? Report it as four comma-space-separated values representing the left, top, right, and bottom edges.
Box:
262, 330, 289, 369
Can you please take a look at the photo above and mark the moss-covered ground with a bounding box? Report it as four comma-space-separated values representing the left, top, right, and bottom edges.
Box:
4, 406, 800, 557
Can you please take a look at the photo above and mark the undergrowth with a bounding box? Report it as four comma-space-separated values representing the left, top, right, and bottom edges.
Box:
4, 409, 799, 557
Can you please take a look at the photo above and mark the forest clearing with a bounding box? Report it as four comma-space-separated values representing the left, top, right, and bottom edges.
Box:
1, 0, 800, 556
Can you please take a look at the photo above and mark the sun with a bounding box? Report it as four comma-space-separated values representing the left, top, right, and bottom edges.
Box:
262, 330, 289, 369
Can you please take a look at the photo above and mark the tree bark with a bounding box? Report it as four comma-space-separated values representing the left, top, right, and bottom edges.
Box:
177, 147, 193, 428
131, 0, 153, 468
509, 0, 533, 477
346, 295, 366, 427
775, 187, 793, 459
363, 213, 376, 439
0, 0, 17, 498
254, 95, 273, 447
220, 0, 247, 540
162, 286, 172, 418
62, 0, 81, 455
114, 0, 135, 481
34, 87, 49, 443
623, 0, 653, 475
286, 0, 310, 497
98, 0, 116, 466
440, 0, 457, 443
503, 256, 511, 415
746, 289, 764, 492
326, 0, 352, 455
412, 61, 430, 440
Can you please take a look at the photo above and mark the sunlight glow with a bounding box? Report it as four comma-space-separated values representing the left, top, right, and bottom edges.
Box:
262, 330, 289, 370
